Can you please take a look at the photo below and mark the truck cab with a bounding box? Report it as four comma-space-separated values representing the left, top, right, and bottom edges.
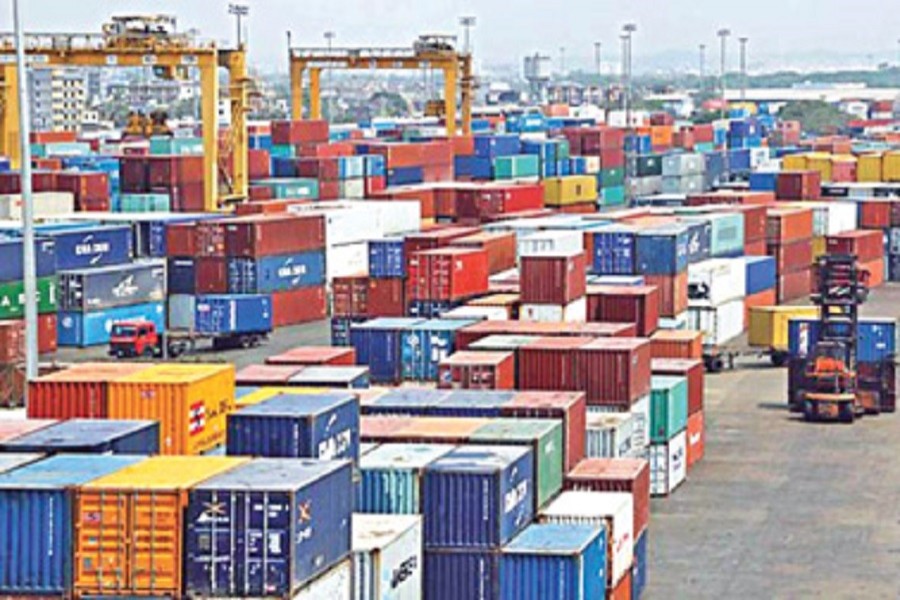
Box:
109, 320, 161, 359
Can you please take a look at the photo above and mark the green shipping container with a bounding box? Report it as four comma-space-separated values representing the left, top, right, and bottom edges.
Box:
557, 139, 571, 160
600, 186, 627, 207
599, 167, 625, 188
494, 155, 540, 180
471, 418, 564, 510
0, 276, 58, 319
650, 375, 688, 443
120, 193, 170, 213
149, 137, 204, 155
254, 178, 319, 200
694, 142, 716, 153
633, 154, 664, 177
270, 144, 295, 158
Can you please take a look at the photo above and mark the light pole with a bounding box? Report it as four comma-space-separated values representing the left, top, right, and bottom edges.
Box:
594, 41, 602, 78
559, 46, 566, 77
11, 0, 37, 386
228, 3, 249, 47
459, 16, 476, 54
739, 37, 748, 102
324, 31, 335, 51
699, 43, 706, 88
621, 23, 636, 204
717, 28, 731, 120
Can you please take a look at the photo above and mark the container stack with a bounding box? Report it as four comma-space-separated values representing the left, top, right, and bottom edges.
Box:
407, 247, 489, 318
119, 155, 205, 212
564, 126, 627, 207
686, 258, 746, 349
519, 250, 587, 322
662, 152, 705, 195
0, 238, 57, 358
766, 207, 814, 302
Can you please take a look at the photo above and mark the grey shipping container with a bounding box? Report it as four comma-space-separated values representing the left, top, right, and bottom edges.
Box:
59, 260, 166, 312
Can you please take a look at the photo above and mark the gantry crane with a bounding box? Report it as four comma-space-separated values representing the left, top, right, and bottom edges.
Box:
288, 34, 474, 136
0, 15, 250, 210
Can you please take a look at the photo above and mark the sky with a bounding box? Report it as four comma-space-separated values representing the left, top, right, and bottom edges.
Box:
9, 0, 900, 73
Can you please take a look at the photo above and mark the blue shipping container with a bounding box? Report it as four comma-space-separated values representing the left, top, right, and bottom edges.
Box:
331, 316, 366, 347
48, 225, 133, 270
749, 171, 778, 192
368, 238, 406, 278
0, 238, 56, 283
0, 419, 158, 454
226, 250, 326, 294
681, 219, 713, 265
500, 523, 607, 600
729, 148, 752, 172
423, 445, 534, 549
431, 390, 516, 418
788, 318, 897, 362
474, 134, 521, 160
401, 319, 476, 381
635, 226, 690, 275
591, 226, 636, 275
744, 255, 777, 295
387, 167, 424, 186
168, 257, 196, 294
363, 388, 449, 416
184, 459, 353, 598
0, 454, 144, 595
57, 301, 165, 347
58, 260, 166, 312
454, 156, 493, 180
227, 393, 360, 461
194, 294, 272, 335
632, 529, 648, 600
425, 550, 499, 600
357, 443, 455, 514
351, 318, 424, 383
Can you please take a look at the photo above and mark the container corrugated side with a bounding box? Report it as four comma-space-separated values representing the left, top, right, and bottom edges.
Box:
424, 550, 500, 600
295, 559, 352, 599
650, 375, 689, 443
358, 443, 455, 514
26, 362, 151, 419
352, 514, 422, 600
74, 456, 248, 598
106, 363, 235, 455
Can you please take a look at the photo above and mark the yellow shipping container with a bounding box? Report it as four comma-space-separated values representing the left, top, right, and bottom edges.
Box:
805, 153, 833, 182
782, 153, 810, 171
107, 363, 235, 455
811, 236, 826, 262
748, 306, 819, 351
883, 151, 900, 182
543, 175, 597, 206
74, 456, 248, 598
857, 153, 883, 182
236, 385, 331, 408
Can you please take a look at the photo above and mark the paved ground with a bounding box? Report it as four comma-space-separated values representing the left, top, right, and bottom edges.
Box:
646, 285, 900, 598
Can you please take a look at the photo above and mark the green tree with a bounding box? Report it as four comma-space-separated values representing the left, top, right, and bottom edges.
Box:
778, 100, 850, 135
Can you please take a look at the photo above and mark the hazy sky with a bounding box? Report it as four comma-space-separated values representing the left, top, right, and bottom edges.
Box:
10, 0, 900, 71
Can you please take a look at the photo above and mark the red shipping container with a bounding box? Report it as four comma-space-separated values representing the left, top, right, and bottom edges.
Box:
148, 155, 204, 187
826, 230, 883, 262
225, 214, 325, 257
517, 337, 594, 391
38, 313, 58, 355
767, 238, 813, 274
502, 391, 586, 472
776, 170, 821, 201
575, 337, 652, 407
686, 410, 705, 471
367, 277, 406, 317
831, 160, 857, 183
404, 226, 480, 256
743, 288, 777, 328
407, 247, 489, 302
586, 285, 660, 337
248, 185, 275, 201
520, 252, 586, 305
649, 330, 703, 360
235, 200, 290, 216
195, 256, 228, 293
235, 364, 305, 386
643, 272, 688, 317
744, 238, 768, 256
452, 231, 517, 275
857, 200, 893, 229
266, 346, 356, 367
119, 157, 149, 193
557, 203, 597, 215
693, 124, 714, 143
30, 130, 77, 144
0, 320, 24, 362
33, 158, 63, 170
27, 362, 150, 419
437, 351, 515, 390
271, 286, 327, 327
247, 149, 271, 180
365, 176, 387, 196
456, 320, 637, 349
652, 358, 705, 415
195, 221, 228, 257
565, 457, 650, 539
778, 268, 811, 303
860, 258, 885, 289
271, 120, 329, 145
318, 180, 340, 201
56, 172, 110, 210
766, 208, 814, 243
687, 191, 775, 207
295, 157, 340, 180
376, 185, 437, 219
332, 275, 369, 318
160, 183, 205, 212
369, 142, 426, 169
166, 222, 198, 256
420, 141, 454, 166
723, 204, 768, 242
600, 149, 625, 168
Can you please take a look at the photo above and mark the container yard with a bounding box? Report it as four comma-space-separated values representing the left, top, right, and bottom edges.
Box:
0, 2, 896, 598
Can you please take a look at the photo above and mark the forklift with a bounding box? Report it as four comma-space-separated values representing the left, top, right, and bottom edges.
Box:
800, 254, 869, 423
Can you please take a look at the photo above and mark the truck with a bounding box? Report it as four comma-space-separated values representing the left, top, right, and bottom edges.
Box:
108, 320, 270, 359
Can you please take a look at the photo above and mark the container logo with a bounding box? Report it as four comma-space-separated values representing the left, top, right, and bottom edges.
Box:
296, 500, 314, 543
189, 402, 206, 435
197, 501, 228, 524
503, 478, 529, 514
112, 275, 140, 299
317, 427, 352, 460
74, 237, 112, 265
391, 556, 418, 589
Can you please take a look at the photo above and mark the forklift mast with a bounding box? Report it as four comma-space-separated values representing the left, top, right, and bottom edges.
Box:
808, 254, 864, 376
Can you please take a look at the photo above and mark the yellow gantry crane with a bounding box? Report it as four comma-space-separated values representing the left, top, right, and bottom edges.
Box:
289, 34, 474, 136
0, 15, 249, 210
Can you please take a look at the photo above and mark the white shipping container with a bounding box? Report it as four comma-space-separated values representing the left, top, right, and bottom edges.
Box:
588, 394, 650, 454
658, 312, 689, 331
539, 491, 635, 587
650, 430, 687, 496
294, 559, 352, 599
167, 294, 195, 330
661, 175, 705, 195
583, 156, 602, 174
353, 514, 423, 600
811, 201, 857, 236
292, 201, 420, 246
517, 230, 584, 258
520, 297, 586, 323
686, 299, 744, 346
0, 192, 74, 220
340, 179, 366, 199
440, 305, 509, 321
586, 412, 636, 458
327, 241, 369, 282
749, 147, 770, 168
629, 176, 663, 197
688, 258, 746, 306
662, 153, 705, 177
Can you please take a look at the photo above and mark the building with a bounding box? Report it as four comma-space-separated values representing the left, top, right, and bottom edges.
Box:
105, 78, 198, 108
28, 68, 88, 132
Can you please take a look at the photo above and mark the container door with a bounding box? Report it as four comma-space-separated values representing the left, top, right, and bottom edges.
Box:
184, 489, 240, 596
131, 490, 182, 595
75, 490, 130, 595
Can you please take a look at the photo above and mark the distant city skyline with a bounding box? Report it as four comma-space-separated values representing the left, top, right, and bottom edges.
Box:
11, 0, 900, 74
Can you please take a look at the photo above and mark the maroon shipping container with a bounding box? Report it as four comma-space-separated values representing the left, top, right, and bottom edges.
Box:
455, 184, 544, 220
776, 170, 822, 201
271, 120, 329, 145
249, 185, 275, 201
235, 364, 305, 386
502, 391, 587, 472
599, 149, 625, 169
857, 200, 900, 229
437, 351, 516, 390
407, 247, 489, 302
56, 172, 110, 210
456, 320, 637, 349
517, 337, 594, 392
643, 272, 688, 318
38, 313, 57, 355
195, 221, 228, 257
565, 458, 650, 538
0, 320, 23, 362
332, 275, 369, 318
745, 238, 768, 256
652, 358, 705, 415
195, 257, 228, 293
452, 231, 516, 275
520, 252, 586, 305
248, 149, 271, 180
159, 182, 205, 212
586, 285, 660, 337
266, 346, 356, 367
225, 214, 326, 257
404, 226, 481, 256
826, 230, 883, 262
0, 171, 62, 194
575, 337, 652, 407
767, 238, 813, 275
272, 286, 327, 327
295, 157, 340, 180
778, 267, 811, 303
368, 277, 407, 317
166, 223, 198, 257
120, 157, 149, 193
148, 155, 204, 187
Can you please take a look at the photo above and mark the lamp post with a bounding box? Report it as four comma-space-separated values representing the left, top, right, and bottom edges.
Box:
621, 23, 637, 204
228, 3, 248, 47
739, 36, 749, 102
699, 43, 706, 88
717, 28, 731, 120
459, 16, 476, 54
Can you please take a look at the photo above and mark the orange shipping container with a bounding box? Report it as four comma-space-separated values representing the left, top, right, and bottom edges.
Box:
106, 364, 235, 455
643, 272, 688, 317
649, 330, 703, 359
860, 258, 885, 289
74, 456, 247, 598
27, 362, 151, 420
743, 288, 777, 329
766, 208, 814, 243
686, 410, 705, 471
650, 125, 673, 148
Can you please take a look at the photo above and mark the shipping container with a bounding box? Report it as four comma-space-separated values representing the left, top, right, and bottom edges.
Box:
586, 285, 659, 337
589, 225, 636, 276
631, 530, 648, 600
748, 306, 819, 350
649, 430, 687, 496
0, 454, 144, 596
0, 419, 158, 454
520, 252, 587, 305
503, 391, 587, 473
686, 410, 705, 471
539, 491, 634, 589
650, 376, 689, 443
106, 363, 235, 455
652, 358, 704, 415
575, 338, 653, 407
194, 294, 272, 335
743, 255, 777, 296
438, 350, 516, 390
266, 346, 356, 366
358, 443, 456, 514
235, 363, 305, 386
456, 320, 636, 349
408, 248, 489, 302
424, 550, 499, 600
401, 319, 477, 382
586, 412, 636, 459
48, 225, 132, 270
687, 258, 746, 306
520, 298, 587, 323
184, 458, 353, 597
565, 458, 650, 539
635, 226, 690, 275
58, 260, 166, 312
686, 300, 745, 346
788, 317, 897, 362
74, 456, 248, 598
643, 272, 688, 317
424, 445, 534, 548
57, 301, 165, 347
226, 392, 359, 461
352, 514, 423, 600
226, 250, 325, 294
289, 365, 370, 389
27, 362, 150, 419
351, 318, 425, 384
649, 330, 703, 360
500, 523, 607, 600
224, 214, 325, 257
